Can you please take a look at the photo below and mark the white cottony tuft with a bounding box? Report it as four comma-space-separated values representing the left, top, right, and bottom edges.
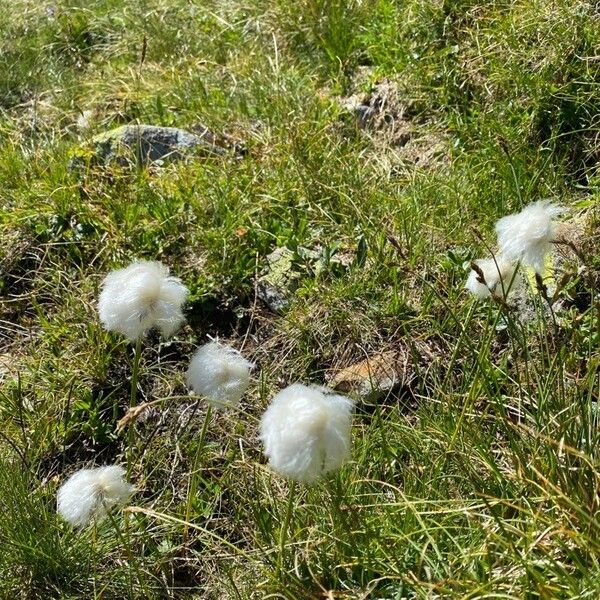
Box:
495, 200, 563, 273
57, 465, 134, 527
259, 383, 354, 483
465, 257, 518, 299
76, 109, 94, 131
98, 260, 189, 341
186, 342, 253, 408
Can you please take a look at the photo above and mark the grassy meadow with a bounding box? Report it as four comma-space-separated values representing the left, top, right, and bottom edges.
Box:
1, 0, 599, 597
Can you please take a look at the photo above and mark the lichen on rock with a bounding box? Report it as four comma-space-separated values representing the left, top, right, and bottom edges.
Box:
69, 123, 231, 169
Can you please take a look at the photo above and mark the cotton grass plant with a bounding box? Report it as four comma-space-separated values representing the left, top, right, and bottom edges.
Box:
465, 201, 565, 304
495, 200, 563, 274
186, 341, 253, 410
259, 383, 354, 484
57, 465, 134, 527
98, 259, 189, 407
183, 341, 253, 539
259, 383, 354, 576
465, 256, 519, 300
98, 260, 189, 342
97, 260, 189, 469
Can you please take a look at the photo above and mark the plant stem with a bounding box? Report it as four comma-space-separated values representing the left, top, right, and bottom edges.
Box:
277, 479, 297, 579
127, 337, 142, 476
130, 337, 142, 409
92, 522, 97, 599
104, 506, 147, 597
184, 403, 213, 544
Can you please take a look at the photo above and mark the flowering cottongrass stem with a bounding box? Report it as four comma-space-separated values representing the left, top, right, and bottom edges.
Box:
127, 336, 142, 474
98, 260, 189, 342
259, 383, 354, 484
465, 257, 519, 300
98, 260, 188, 471
277, 476, 297, 578
495, 200, 563, 274
183, 342, 253, 540
183, 402, 213, 543
57, 465, 134, 527
186, 342, 253, 409
259, 383, 353, 578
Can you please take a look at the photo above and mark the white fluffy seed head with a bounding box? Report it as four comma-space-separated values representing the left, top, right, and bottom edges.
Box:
495, 200, 563, 273
76, 109, 94, 131
259, 383, 354, 484
186, 342, 253, 408
57, 465, 134, 527
98, 260, 189, 341
465, 257, 518, 299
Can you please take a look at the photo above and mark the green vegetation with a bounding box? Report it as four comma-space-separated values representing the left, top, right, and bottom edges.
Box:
0, 0, 598, 597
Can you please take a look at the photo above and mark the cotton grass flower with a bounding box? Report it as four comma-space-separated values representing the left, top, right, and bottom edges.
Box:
76, 109, 94, 131
259, 383, 354, 483
186, 342, 253, 408
465, 257, 518, 299
495, 200, 563, 273
98, 260, 189, 340
57, 465, 134, 527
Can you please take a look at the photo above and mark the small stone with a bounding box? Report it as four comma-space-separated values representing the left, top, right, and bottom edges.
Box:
329, 352, 402, 401
70, 123, 228, 168
256, 280, 290, 313
340, 93, 375, 128
256, 245, 352, 312
256, 247, 297, 313
256, 246, 326, 312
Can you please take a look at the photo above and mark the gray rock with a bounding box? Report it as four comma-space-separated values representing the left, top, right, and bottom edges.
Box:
256, 280, 290, 313
256, 245, 353, 312
256, 247, 296, 313
71, 123, 227, 168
